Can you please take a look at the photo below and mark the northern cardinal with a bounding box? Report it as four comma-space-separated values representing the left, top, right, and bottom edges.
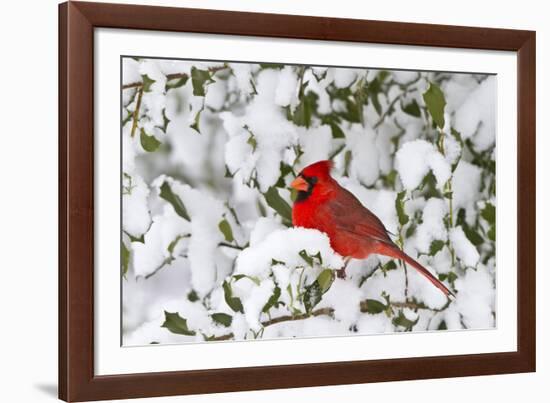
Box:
290, 160, 453, 298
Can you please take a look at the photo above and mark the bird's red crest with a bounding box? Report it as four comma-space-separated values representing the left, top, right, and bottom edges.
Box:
300, 160, 333, 178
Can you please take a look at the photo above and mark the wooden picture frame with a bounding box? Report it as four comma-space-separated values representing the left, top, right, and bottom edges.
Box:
59, 1, 536, 401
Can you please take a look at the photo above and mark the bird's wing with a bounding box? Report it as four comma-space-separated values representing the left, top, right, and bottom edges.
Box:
323, 187, 394, 245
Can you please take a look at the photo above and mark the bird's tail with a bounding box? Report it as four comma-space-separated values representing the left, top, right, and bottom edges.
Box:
384, 246, 455, 298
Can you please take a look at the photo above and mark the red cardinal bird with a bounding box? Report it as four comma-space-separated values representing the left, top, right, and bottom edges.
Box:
291, 160, 453, 298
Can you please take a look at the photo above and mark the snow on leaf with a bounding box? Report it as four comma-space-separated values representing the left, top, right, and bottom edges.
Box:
139, 128, 161, 152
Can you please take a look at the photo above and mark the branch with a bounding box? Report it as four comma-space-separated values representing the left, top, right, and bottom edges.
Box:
206, 298, 450, 342
207, 307, 334, 341
130, 86, 143, 138
122, 65, 229, 90
218, 242, 246, 251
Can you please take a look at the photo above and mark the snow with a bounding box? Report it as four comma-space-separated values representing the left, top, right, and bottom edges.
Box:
297, 125, 333, 167
131, 207, 189, 277
243, 279, 275, 331
232, 69, 298, 192
452, 160, 482, 210
235, 228, 344, 278
414, 198, 448, 254
204, 79, 227, 111
454, 265, 495, 328
159, 178, 226, 295
449, 226, 480, 267
275, 66, 298, 108
122, 173, 151, 238
346, 125, 380, 186
249, 217, 284, 246
454, 76, 496, 152
395, 139, 452, 190
332, 68, 357, 88
318, 278, 362, 327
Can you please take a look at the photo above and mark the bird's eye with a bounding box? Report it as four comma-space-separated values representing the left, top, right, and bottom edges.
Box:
310, 176, 318, 185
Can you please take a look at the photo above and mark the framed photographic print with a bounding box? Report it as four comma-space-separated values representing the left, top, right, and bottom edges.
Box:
59, 1, 536, 401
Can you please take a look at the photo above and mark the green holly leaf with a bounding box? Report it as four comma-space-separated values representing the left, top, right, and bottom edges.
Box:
429, 240, 446, 256
423, 82, 446, 129
329, 121, 345, 139
262, 286, 282, 313
218, 218, 234, 242
395, 190, 409, 226
161, 311, 196, 336
159, 182, 190, 220
292, 91, 318, 128
264, 186, 292, 223
303, 281, 323, 313
223, 281, 244, 313
141, 74, 156, 92
392, 310, 419, 330
121, 241, 130, 277
364, 299, 387, 314
401, 99, 421, 117
316, 269, 335, 293
191, 67, 214, 96
481, 203, 496, 225
140, 128, 161, 152
165, 75, 189, 91
211, 312, 233, 327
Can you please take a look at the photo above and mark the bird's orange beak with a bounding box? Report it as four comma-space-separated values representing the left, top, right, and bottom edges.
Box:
290, 176, 309, 192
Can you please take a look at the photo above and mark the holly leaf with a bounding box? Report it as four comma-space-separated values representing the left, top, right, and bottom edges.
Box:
165, 75, 189, 91
159, 182, 190, 220
329, 121, 345, 139
211, 313, 233, 327
121, 241, 130, 277
364, 299, 387, 314
392, 310, 419, 330
223, 281, 244, 313
316, 269, 335, 293
293, 91, 318, 128
141, 74, 155, 92
262, 286, 282, 313
162, 311, 196, 336
191, 67, 213, 96
395, 190, 409, 226
481, 203, 496, 225
140, 128, 161, 152
303, 281, 323, 313
423, 82, 446, 129
218, 218, 234, 242
429, 240, 446, 256
401, 99, 421, 117
264, 186, 292, 222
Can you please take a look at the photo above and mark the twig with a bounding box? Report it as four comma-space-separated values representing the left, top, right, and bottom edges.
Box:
207, 307, 334, 341
130, 86, 143, 138
218, 242, 245, 251
122, 65, 229, 90
206, 297, 449, 342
